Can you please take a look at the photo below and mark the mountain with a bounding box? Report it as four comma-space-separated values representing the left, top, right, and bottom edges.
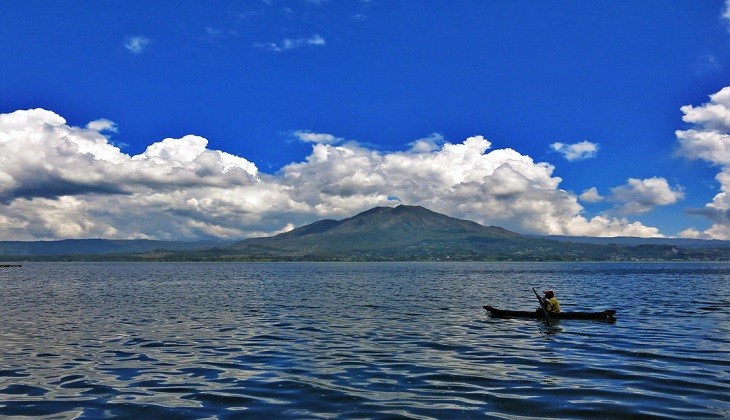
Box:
226, 205, 532, 260
221, 205, 695, 261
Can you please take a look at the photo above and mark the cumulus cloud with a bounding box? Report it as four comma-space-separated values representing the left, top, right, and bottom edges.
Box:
676, 86, 730, 239
679, 87, 730, 133
579, 187, 604, 203
608, 177, 684, 215
408, 133, 445, 153
254, 34, 326, 52
0, 108, 665, 240
124, 36, 151, 54
86, 119, 117, 133
0, 109, 261, 240
724, 0, 730, 28
550, 141, 599, 161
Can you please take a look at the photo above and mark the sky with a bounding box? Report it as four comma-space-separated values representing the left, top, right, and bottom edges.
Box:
1, 1, 730, 241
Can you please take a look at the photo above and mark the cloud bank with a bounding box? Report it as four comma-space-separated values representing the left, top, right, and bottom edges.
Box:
676, 86, 730, 239
0, 108, 666, 240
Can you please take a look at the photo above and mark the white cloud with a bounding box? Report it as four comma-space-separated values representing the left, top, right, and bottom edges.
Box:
723, 0, 730, 27
676, 86, 730, 239
579, 187, 604, 203
676, 129, 730, 165
124, 36, 151, 54
408, 133, 444, 153
292, 130, 343, 145
608, 177, 684, 215
0, 109, 666, 240
86, 119, 117, 133
678, 228, 704, 239
550, 141, 599, 161
679, 86, 730, 133
254, 34, 326, 52
0, 109, 261, 240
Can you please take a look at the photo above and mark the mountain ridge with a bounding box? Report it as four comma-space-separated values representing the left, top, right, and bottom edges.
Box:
228, 205, 528, 258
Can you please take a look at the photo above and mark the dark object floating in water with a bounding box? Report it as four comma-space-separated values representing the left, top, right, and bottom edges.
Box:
483, 305, 616, 321
0, 264, 22, 268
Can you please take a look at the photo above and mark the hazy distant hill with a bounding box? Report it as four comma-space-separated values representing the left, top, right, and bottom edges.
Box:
543, 235, 730, 249
0, 239, 230, 257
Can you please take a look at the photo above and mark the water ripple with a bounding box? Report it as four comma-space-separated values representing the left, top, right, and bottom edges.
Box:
0, 262, 728, 418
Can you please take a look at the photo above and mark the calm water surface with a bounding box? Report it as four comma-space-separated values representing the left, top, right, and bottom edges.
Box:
0, 262, 728, 418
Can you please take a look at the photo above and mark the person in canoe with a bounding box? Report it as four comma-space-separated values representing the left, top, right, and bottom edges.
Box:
539, 290, 561, 313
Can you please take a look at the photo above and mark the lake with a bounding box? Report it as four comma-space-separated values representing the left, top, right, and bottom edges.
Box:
0, 262, 728, 418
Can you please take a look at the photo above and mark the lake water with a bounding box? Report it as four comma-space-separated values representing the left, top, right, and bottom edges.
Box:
0, 262, 728, 418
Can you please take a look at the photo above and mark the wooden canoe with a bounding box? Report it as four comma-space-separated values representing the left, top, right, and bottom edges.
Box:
483, 305, 616, 321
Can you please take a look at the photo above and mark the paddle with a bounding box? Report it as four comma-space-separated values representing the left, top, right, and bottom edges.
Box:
532, 287, 551, 325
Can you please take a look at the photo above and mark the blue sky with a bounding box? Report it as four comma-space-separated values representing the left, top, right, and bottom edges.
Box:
1, 1, 730, 240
